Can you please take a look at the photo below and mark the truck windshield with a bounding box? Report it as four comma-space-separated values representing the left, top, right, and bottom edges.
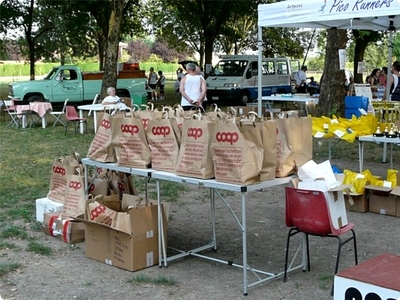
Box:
212, 60, 248, 76
44, 68, 59, 80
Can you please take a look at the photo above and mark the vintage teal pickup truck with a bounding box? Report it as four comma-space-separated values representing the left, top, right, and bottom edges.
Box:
8, 65, 147, 103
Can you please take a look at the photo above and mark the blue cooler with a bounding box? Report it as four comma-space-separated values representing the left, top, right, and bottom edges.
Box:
345, 96, 369, 118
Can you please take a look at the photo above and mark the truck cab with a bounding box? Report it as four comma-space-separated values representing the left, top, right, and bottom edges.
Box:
206, 55, 299, 105
8, 65, 147, 104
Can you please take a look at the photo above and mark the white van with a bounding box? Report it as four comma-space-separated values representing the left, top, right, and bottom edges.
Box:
206, 55, 299, 105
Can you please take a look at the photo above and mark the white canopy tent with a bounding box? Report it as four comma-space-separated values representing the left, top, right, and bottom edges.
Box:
257, 0, 400, 116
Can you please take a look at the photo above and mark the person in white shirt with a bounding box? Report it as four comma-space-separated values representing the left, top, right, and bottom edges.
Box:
147, 67, 158, 100
102, 87, 128, 110
180, 63, 207, 111
295, 66, 308, 93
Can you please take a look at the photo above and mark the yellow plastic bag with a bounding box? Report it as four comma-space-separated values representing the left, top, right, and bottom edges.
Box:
387, 169, 398, 188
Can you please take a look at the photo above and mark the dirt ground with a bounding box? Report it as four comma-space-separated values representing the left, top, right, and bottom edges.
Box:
1, 154, 400, 300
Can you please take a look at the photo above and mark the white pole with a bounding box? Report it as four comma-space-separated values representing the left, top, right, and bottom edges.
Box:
386, 31, 393, 100
257, 27, 263, 117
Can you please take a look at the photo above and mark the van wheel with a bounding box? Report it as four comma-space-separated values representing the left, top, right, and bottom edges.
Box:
240, 91, 251, 105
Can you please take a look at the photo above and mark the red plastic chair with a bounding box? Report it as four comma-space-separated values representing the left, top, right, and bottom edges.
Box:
283, 186, 358, 295
64, 105, 87, 135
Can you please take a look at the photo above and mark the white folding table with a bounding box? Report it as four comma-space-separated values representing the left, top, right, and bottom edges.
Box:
358, 135, 400, 172
77, 104, 119, 134
261, 94, 318, 114
152, 171, 294, 296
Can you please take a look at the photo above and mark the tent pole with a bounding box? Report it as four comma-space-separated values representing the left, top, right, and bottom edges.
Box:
258, 26, 263, 117
386, 31, 393, 101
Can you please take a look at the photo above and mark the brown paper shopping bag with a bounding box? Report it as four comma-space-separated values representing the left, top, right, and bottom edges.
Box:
146, 115, 180, 172
175, 114, 215, 179
47, 154, 82, 203
210, 117, 262, 185
258, 117, 277, 181
62, 173, 86, 218
112, 110, 151, 168
87, 111, 117, 163
274, 115, 312, 177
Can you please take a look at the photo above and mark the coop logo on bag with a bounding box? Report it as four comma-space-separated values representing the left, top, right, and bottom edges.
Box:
187, 127, 203, 140
216, 132, 239, 145
52, 166, 66, 175
90, 205, 105, 219
152, 126, 170, 137
121, 124, 139, 135
89, 184, 95, 193
69, 181, 82, 190
100, 119, 111, 130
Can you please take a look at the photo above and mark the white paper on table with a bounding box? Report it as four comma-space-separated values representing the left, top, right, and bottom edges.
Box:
314, 132, 325, 138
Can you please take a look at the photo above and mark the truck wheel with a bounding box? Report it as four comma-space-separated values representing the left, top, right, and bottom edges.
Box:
240, 91, 251, 105
27, 95, 45, 102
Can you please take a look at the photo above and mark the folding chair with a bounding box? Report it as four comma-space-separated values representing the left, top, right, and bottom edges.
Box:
65, 105, 87, 135
50, 98, 68, 127
4, 100, 19, 127
283, 187, 358, 295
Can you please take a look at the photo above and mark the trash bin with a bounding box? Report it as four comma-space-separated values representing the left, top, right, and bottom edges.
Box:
132, 92, 147, 106
345, 96, 369, 118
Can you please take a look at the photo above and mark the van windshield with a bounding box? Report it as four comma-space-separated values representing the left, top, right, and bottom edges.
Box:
212, 60, 248, 76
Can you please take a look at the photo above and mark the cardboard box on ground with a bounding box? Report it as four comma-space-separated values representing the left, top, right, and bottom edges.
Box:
42, 212, 85, 244
76, 194, 170, 272
331, 169, 400, 216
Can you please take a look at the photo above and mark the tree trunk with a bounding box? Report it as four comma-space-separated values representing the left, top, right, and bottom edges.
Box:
101, 0, 124, 98
352, 30, 371, 84
317, 29, 348, 117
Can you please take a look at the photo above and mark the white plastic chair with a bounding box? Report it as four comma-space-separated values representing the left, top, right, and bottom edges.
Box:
88, 94, 100, 116
50, 98, 68, 127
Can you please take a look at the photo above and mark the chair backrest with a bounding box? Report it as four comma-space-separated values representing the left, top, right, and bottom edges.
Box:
88, 94, 100, 116
4, 100, 15, 110
285, 187, 332, 236
61, 98, 69, 113
65, 105, 78, 120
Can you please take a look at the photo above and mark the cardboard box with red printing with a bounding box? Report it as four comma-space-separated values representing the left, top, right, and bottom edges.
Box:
77, 194, 169, 272
42, 212, 85, 244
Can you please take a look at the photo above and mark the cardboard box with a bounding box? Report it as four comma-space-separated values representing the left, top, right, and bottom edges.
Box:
78, 203, 167, 272
36, 197, 64, 223
334, 253, 400, 300
42, 212, 85, 244
365, 185, 400, 216
344, 193, 368, 213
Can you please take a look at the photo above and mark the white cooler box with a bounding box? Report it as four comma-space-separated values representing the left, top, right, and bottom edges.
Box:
36, 197, 64, 223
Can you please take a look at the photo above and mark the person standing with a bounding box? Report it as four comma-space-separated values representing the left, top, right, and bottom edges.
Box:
147, 67, 158, 101
174, 67, 185, 92
385, 61, 400, 100
195, 65, 208, 111
295, 66, 308, 93
180, 62, 206, 111
156, 70, 166, 101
